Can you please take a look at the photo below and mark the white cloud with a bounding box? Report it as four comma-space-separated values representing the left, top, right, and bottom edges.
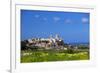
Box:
43, 17, 47, 21
34, 15, 39, 18
53, 17, 60, 21
82, 17, 89, 23
65, 19, 71, 23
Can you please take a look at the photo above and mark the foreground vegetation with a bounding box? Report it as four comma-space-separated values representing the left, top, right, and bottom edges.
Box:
21, 49, 89, 63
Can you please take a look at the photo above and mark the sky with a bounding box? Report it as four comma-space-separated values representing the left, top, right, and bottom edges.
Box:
21, 9, 90, 43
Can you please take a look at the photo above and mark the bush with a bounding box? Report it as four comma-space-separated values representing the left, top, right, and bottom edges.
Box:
21, 41, 27, 50
78, 46, 89, 49
67, 49, 75, 54
29, 46, 39, 51
62, 49, 75, 54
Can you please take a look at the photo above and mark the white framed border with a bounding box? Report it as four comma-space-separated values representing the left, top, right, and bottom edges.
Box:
11, 3, 96, 73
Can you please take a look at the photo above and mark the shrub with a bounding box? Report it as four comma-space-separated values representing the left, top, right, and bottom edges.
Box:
78, 46, 89, 49
21, 41, 27, 50
67, 49, 75, 54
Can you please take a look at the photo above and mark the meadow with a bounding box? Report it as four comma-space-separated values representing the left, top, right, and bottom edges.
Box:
21, 49, 89, 63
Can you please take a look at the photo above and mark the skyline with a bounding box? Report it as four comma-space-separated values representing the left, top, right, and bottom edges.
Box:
21, 9, 90, 43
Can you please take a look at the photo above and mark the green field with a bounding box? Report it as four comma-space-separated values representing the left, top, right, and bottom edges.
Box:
21, 49, 89, 63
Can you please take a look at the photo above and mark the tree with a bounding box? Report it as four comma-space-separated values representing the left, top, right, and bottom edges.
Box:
78, 45, 89, 49
21, 41, 27, 50
56, 40, 64, 46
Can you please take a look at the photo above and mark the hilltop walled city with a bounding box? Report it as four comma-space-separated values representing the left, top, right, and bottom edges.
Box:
21, 34, 82, 50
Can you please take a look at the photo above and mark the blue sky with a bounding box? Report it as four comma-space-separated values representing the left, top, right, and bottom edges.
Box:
21, 10, 90, 43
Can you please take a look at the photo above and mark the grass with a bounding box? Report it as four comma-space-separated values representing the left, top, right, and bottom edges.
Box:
21, 49, 89, 63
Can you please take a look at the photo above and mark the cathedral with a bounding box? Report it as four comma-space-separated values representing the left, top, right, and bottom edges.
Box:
27, 34, 64, 49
